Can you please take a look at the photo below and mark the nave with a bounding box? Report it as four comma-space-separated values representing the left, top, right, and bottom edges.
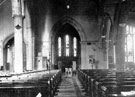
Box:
0, 69, 86, 97
1, 69, 135, 97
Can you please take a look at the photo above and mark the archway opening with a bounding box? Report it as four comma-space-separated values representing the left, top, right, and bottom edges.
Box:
53, 23, 81, 73
4, 37, 14, 72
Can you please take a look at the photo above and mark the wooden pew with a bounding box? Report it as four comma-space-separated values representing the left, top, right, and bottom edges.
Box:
0, 81, 50, 97
0, 70, 62, 97
78, 69, 118, 97
78, 69, 114, 97
103, 72, 135, 97
78, 69, 135, 97
117, 72, 135, 93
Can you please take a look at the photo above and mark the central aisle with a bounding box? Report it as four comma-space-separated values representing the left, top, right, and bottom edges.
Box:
55, 75, 87, 97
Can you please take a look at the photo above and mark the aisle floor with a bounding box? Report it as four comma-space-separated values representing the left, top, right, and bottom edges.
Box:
55, 75, 88, 97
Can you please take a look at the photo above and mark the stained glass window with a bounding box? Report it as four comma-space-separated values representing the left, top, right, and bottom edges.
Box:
58, 35, 78, 57
125, 25, 135, 62
66, 35, 69, 56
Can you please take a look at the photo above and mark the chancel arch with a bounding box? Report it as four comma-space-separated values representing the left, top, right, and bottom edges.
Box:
50, 17, 86, 70
51, 22, 81, 72
50, 16, 87, 42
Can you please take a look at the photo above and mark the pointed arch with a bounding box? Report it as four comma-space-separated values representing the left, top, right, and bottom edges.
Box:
50, 16, 87, 43
3, 33, 14, 48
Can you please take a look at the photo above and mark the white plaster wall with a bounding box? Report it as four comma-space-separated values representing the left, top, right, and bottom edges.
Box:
81, 42, 107, 69
0, 0, 14, 41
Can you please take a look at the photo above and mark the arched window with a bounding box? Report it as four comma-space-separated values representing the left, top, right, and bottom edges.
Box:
58, 37, 61, 57
125, 25, 135, 62
73, 37, 77, 57
57, 35, 78, 57
66, 35, 69, 56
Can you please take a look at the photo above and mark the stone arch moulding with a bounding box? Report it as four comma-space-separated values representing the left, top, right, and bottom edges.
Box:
3, 33, 14, 48
50, 16, 87, 43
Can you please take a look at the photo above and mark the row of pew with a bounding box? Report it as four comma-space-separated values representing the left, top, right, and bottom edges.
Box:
78, 69, 135, 97
0, 69, 62, 97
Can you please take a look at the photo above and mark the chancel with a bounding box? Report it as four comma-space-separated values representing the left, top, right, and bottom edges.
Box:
0, 0, 135, 97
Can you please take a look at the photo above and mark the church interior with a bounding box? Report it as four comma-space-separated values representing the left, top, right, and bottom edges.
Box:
0, 0, 135, 97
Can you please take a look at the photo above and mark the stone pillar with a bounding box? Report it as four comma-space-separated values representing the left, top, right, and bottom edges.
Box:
14, 17, 23, 73
113, 44, 116, 65
80, 41, 87, 69
113, 1, 125, 72
51, 42, 54, 65
24, 4, 34, 71
116, 27, 125, 72
32, 37, 35, 70
26, 26, 33, 71
11, 0, 24, 73
106, 20, 111, 69
0, 41, 3, 70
